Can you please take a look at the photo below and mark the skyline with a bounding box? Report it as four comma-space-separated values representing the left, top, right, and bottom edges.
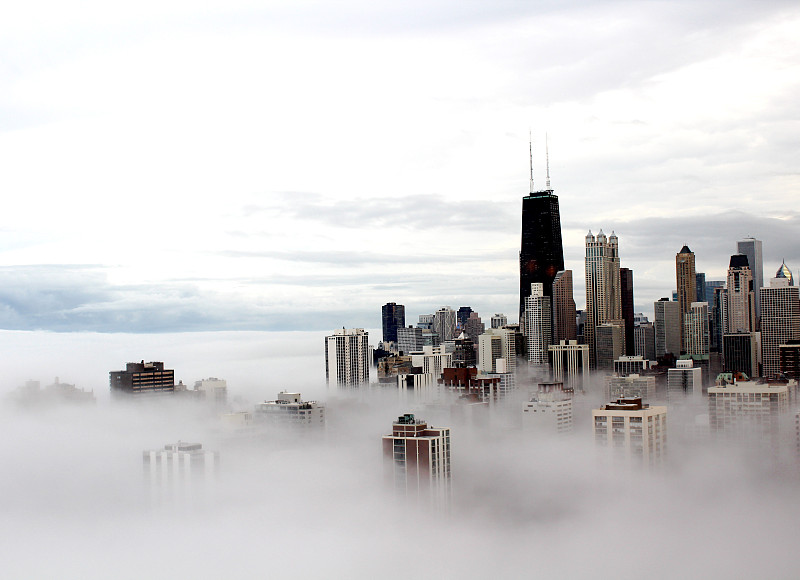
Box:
2, 1, 800, 332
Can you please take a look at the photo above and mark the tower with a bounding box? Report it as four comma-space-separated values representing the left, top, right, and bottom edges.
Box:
620, 267, 635, 355
760, 268, 800, 378
725, 254, 755, 334
676, 246, 697, 353
523, 283, 552, 365
737, 237, 763, 325
381, 303, 405, 344
654, 298, 681, 359
552, 270, 578, 344
519, 137, 564, 320
585, 229, 622, 368
325, 328, 369, 387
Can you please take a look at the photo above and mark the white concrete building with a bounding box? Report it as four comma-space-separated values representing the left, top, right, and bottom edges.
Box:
491, 314, 507, 329
523, 282, 552, 365
478, 328, 516, 373
592, 398, 667, 467
523, 383, 573, 435
549, 339, 589, 391
193, 377, 227, 403
667, 359, 703, 401
254, 392, 325, 427
410, 345, 452, 379
325, 328, 369, 387
143, 441, 219, 498
605, 374, 656, 401
613, 355, 650, 377
708, 379, 789, 437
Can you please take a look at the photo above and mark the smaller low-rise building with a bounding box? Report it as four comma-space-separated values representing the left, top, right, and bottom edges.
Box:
605, 374, 656, 401
523, 383, 573, 435
592, 397, 667, 466
254, 392, 325, 427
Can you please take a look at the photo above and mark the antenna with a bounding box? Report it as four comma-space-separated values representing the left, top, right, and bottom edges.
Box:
529, 130, 534, 193
545, 133, 551, 190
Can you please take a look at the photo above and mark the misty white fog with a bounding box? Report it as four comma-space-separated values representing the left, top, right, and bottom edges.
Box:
2, 330, 799, 579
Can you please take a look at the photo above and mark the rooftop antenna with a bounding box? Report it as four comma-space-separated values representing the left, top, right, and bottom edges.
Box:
545, 133, 551, 190
529, 130, 535, 193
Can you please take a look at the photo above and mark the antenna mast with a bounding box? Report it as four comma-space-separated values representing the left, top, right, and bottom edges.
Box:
545, 133, 551, 190
529, 130, 534, 193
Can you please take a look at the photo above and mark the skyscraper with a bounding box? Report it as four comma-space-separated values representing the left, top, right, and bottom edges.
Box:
684, 302, 710, 357
433, 306, 458, 343
654, 298, 681, 359
382, 413, 451, 510
325, 328, 369, 387
676, 245, 697, 353
585, 229, 622, 368
620, 267, 635, 355
737, 237, 763, 324
552, 270, 577, 344
523, 283, 552, 365
760, 270, 800, 378
519, 140, 564, 320
381, 303, 405, 344
592, 397, 667, 467
725, 254, 755, 334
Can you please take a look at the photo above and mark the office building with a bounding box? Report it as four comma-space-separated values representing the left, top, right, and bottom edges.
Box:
519, 164, 564, 319
709, 284, 726, 352
696, 272, 707, 303
654, 298, 681, 359
549, 340, 589, 391
143, 441, 219, 495
614, 355, 649, 377
434, 307, 458, 343
382, 303, 405, 344
760, 273, 800, 378
410, 345, 453, 379
382, 413, 451, 510
737, 237, 763, 324
592, 397, 667, 466
462, 312, 485, 343
725, 254, 755, 334
780, 342, 800, 380
585, 229, 622, 368
523, 283, 552, 365
478, 328, 516, 373
325, 328, 369, 387
620, 267, 635, 355
491, 314, 507, 329
397, 326, 424, 355
457, 306, 473, 329
552, 270, 578, 344
110, 361, 175, 396
522, 383, 573, 435
684, 302, 710, 357
596, 322, 625, 371
723, 332, 760, 378
417, 314, 434, 329
452, 335, 477, 368
634, 322, 656, 361
254, 392, 325, 427
676, 245, 697, 352
605, 374, 656, 401
667, 359, 703, 401
776, 260, 794, 286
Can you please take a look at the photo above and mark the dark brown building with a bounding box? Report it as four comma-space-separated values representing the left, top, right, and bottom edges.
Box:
110, 361, 175, 396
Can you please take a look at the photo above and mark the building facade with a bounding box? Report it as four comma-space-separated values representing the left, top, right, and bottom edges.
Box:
552, 270, 578, 345
760, 274, 800, 378
585, 229, 622, 368
549, 340, 589, 391
325, 328, 370, 387
524, 282, 552, 365
522, 383, 573, 434
592, 398, 667, 467
737, 238, 763, 325
382, 303, 406, 344
110, 361, 175, 396
254, 392, 325, 427
667, 359, 703, 401
676, 245, 697, 352
654, 298, 681, 360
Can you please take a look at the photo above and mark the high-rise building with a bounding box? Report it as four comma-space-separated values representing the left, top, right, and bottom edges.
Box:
522, 383, 573, 435
760, 272, 800, 378
723, 332, 759, 378
620, 267, 635, 355
523, 283, 552, 365
143, 441, 219, 497
708, 283, 726, 352
776, 260, 794, 286
780, 342, 800, 379
634, 322, 656, 361
410, 345, 452, 379
193, 378, 227, 403
667, 359, 703, 402
684, 302, 710, 357
381, 303, 405, 344
462, 312, 485, 343
596, 322, 625, 371
382, 413, 451, 510
519, 148, 564, 319
592, 397, 667, 467
491, 314, 507, 329
452, 335, 477, 368
478, 328, 516, 373
456, 306, 473, 329
552, 270, 577, 344
585, 229, 622, 368
325, 328, 369, 387
548, 340, 589, 391
696, 272, 707, 303
254, 392, 325, 427
737, 237, 763, 324
676, 246, 697, 353
397, 326, 423, 355
725, 254, 755, 334
110, 361, 175, 396
417, 314, 434, 329
708, 378, 788, 439
433, 307, 458, 343
605, 374, 656, 401
613, 355, 649, 377
654, 298, 681, 360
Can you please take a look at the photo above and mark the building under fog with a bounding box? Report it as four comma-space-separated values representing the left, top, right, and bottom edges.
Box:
254, 392, 325, 427
382, 413, 451, 511
522, 383, 573, 435
110, 361, 175, 396
708, 378, 789, 439
592, 397, 667, 467
193, 378, 227, 403
667, 359, 703, 401
143, 441, 219, 495
549, 340, 589, 391
604, 374, 656, 401
325, 328, 369, 387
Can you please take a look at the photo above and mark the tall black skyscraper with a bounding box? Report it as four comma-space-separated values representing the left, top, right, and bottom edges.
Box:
620, 267, 635, 355
381, 302, 405, 344
519, 138, 564, 319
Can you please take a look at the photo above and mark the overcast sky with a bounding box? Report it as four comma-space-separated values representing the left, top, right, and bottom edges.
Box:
2, 0, 799, 332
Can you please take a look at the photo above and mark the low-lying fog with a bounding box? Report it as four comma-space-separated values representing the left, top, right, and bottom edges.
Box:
1, 330, 798, 579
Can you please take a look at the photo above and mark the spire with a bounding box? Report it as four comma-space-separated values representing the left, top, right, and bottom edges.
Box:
529, 130, 534, 193
545, 133, 551, 190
